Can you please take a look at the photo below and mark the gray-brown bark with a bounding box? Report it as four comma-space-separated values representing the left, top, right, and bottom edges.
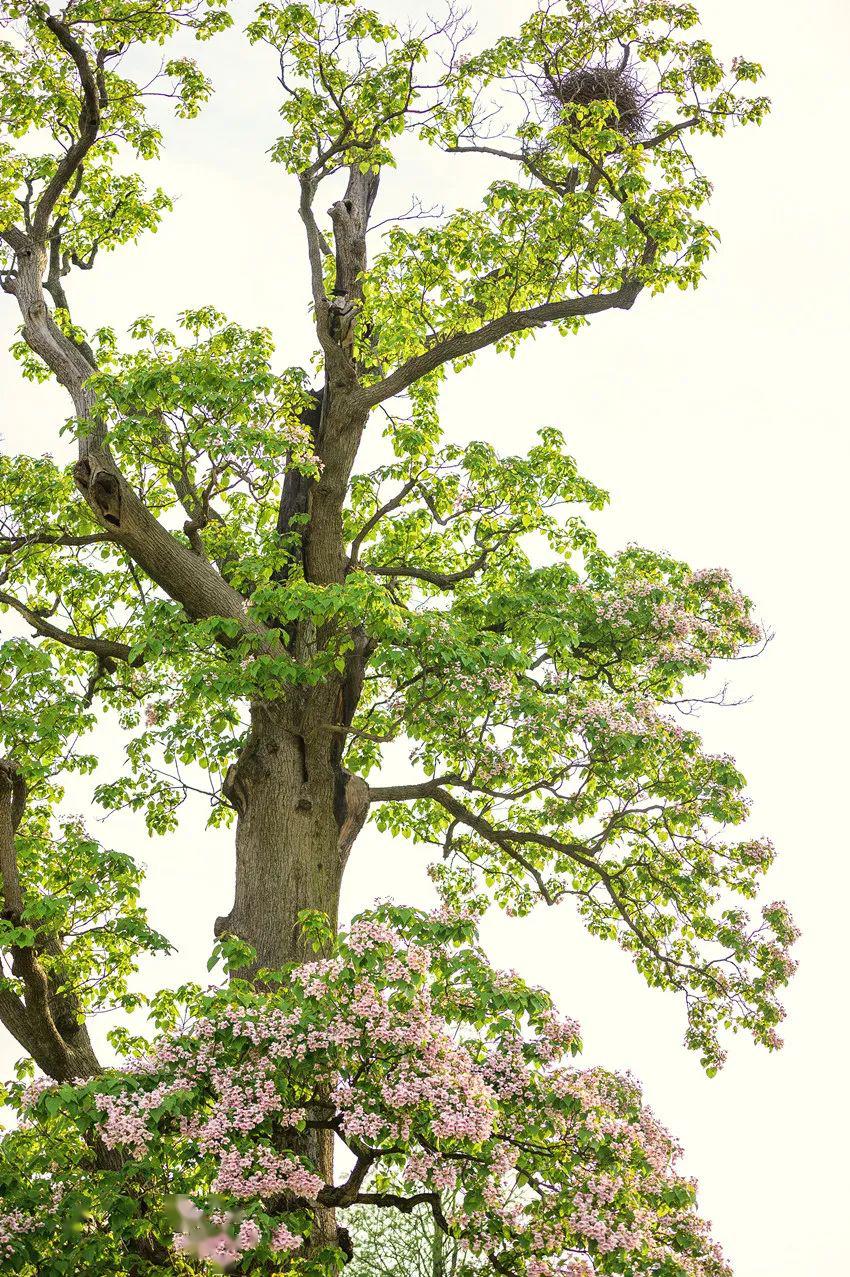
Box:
214, 684, 370, 973
216, 705, 344, 968
208, 162, 379, 1252
0, 760, 102, 1081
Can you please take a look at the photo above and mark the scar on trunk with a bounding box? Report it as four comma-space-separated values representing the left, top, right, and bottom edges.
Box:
336, 771, 370, 866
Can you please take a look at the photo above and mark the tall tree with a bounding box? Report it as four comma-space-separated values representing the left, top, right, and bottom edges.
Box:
0, 2, 797, 1274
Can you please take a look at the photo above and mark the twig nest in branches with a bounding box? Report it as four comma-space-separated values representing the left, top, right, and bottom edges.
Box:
545, 65, 648, 136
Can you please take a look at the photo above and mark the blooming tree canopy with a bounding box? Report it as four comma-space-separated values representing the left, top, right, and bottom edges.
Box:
3, 908, 746, 1275
0, 1, 795, 1273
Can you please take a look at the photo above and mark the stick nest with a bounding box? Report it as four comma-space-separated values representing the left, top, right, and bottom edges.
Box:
545, 66, 648, 136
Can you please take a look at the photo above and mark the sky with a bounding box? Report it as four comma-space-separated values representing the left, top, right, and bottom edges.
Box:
1, 1, 849, 1274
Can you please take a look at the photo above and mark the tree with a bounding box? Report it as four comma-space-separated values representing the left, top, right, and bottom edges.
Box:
347, 1190, 475, 1277
0, 1, 798, 1273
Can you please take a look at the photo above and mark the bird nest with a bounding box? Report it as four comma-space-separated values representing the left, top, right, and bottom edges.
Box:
544, 65, 648, 136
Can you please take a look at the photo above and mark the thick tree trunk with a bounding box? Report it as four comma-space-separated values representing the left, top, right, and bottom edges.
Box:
215, 692, 369, 970
216, 704, 343, 969
214, 694, 368, 1258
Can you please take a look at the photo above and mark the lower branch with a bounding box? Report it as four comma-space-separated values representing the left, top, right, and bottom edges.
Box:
0, 759, 101, 1080
0, 588, 133, 662
348, 1190, 450, 1233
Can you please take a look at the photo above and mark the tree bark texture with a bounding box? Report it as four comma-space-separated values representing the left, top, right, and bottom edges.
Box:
215, 697, 369, 971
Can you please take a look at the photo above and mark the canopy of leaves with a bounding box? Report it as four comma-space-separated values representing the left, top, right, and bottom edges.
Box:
0, 3, 792, 1275
1, 362, 796, 1069
0, 0, 230, 277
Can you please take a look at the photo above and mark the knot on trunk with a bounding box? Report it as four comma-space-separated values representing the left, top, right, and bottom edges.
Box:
337, 1226, 354, 1263
222, 763, 248, 817
213, 911, 232, 940
222, 730, 274, 817
327, 291, 357, 352
74, 456, 122, 528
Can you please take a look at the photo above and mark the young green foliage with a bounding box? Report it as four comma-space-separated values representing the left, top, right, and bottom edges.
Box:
0, 1, 790, 1274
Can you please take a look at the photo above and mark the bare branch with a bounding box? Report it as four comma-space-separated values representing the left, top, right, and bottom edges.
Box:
368, 776, 695, 964
445, 142, 579, 196
347, 1190, 450, 1233
369, 777, 559, 904
32, 15, 103, 242
364, 541, 499, 588
368, 776, 462, 803
347, 476, 418, 569
0, 531, 111, 554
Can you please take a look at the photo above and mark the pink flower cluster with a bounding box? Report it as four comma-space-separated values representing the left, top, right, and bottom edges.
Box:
65, 908, 734, 1277
95, 1077, 190, 1155
0, 1209, 34, 1261
172, 1197, 289, 1271
535, 1009, 582, 1062
213, 1145, 324, 1200
576, 696, 681, 741
19, 1076, 56, 1110
578, 564, 761, 676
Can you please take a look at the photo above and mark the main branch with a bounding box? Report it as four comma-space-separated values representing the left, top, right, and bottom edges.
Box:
356, 277, 646, 409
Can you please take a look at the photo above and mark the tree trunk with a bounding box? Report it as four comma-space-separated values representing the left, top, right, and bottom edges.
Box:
214, 690, 369, 1258
215, 702, 344, 970
431, 1219, 445, 1277
211, 164, 377, 1261
215, 688, 369, 970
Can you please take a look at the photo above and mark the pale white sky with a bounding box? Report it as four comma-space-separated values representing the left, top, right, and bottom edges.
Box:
1, 1, 849, 1274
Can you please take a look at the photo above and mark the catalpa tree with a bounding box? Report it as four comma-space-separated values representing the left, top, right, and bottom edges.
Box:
0, 1, 797, 1274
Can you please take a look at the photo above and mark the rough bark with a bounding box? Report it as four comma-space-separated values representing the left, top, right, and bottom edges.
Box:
216, 705, 342, 967
214, 163, 378, 972
214, 686, 370, 973
210, 164, 379, 1252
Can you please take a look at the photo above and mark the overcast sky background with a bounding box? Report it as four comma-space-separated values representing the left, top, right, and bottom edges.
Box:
2, 1, 849, 1273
